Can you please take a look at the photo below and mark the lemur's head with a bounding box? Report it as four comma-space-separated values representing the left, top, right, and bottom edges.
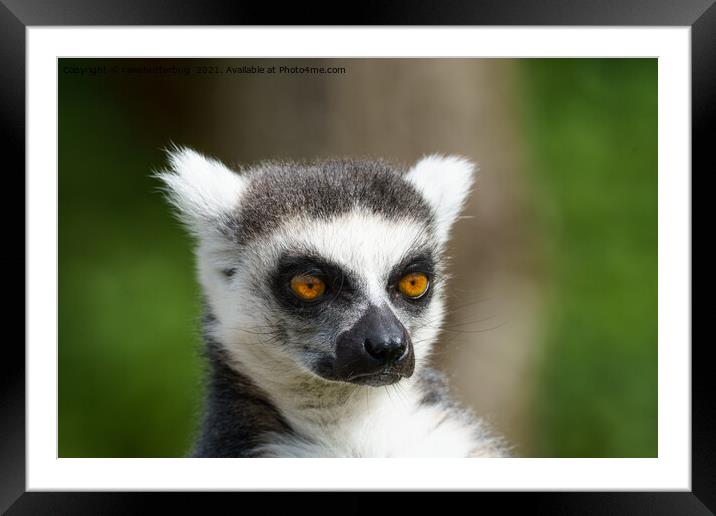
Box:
158, 148, 475, 387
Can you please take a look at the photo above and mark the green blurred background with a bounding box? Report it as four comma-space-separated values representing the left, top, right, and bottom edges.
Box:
59, 58, 657, 457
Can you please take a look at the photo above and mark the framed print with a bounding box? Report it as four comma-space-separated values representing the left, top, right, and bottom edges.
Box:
4, 0, 710, 513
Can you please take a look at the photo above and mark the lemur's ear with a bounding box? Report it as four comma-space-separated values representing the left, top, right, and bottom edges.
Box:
156, 146, 246, 233
405, 154, 477, 245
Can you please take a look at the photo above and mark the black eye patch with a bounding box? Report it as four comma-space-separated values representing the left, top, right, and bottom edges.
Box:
270, 253, 356, 311
387, 251, 436, 286
387, 251, 436, 311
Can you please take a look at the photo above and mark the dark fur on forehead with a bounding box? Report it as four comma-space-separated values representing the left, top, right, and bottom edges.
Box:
228, 159, 434, 245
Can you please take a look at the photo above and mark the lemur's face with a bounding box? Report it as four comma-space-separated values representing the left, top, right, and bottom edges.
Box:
159, 149, 475, 387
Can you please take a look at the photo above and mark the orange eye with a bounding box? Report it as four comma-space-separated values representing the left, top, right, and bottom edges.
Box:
398, 272, 429, 299
290, 275, 326, 301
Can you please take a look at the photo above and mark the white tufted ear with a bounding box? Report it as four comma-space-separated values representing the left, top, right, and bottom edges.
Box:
155, 146, 246, 234
405, 154, 477, 245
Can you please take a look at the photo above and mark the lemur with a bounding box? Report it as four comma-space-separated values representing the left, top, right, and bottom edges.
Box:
157, 147, 508, 457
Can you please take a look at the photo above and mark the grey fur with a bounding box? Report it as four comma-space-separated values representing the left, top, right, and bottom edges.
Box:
191, 344, 292, 457
226, 159, 435, 245
189, 312, 292, 457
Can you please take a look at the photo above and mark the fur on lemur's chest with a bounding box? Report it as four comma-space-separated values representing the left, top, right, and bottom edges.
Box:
254, 387, 502, 458
193, 353, 506, 458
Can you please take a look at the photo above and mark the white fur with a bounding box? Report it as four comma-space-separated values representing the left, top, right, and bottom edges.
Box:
155, 146, 246, 233
254, 376, 504, 458
405, 154, 477, 244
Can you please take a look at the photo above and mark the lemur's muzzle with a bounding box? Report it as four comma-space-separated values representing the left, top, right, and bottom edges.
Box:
332, 305, 415, 386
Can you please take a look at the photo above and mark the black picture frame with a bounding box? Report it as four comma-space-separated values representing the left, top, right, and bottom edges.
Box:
3, 1, 709, 513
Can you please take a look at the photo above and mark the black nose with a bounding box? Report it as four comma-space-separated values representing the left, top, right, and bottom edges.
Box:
331, 304, 415, 386
364, 336, 407, 365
